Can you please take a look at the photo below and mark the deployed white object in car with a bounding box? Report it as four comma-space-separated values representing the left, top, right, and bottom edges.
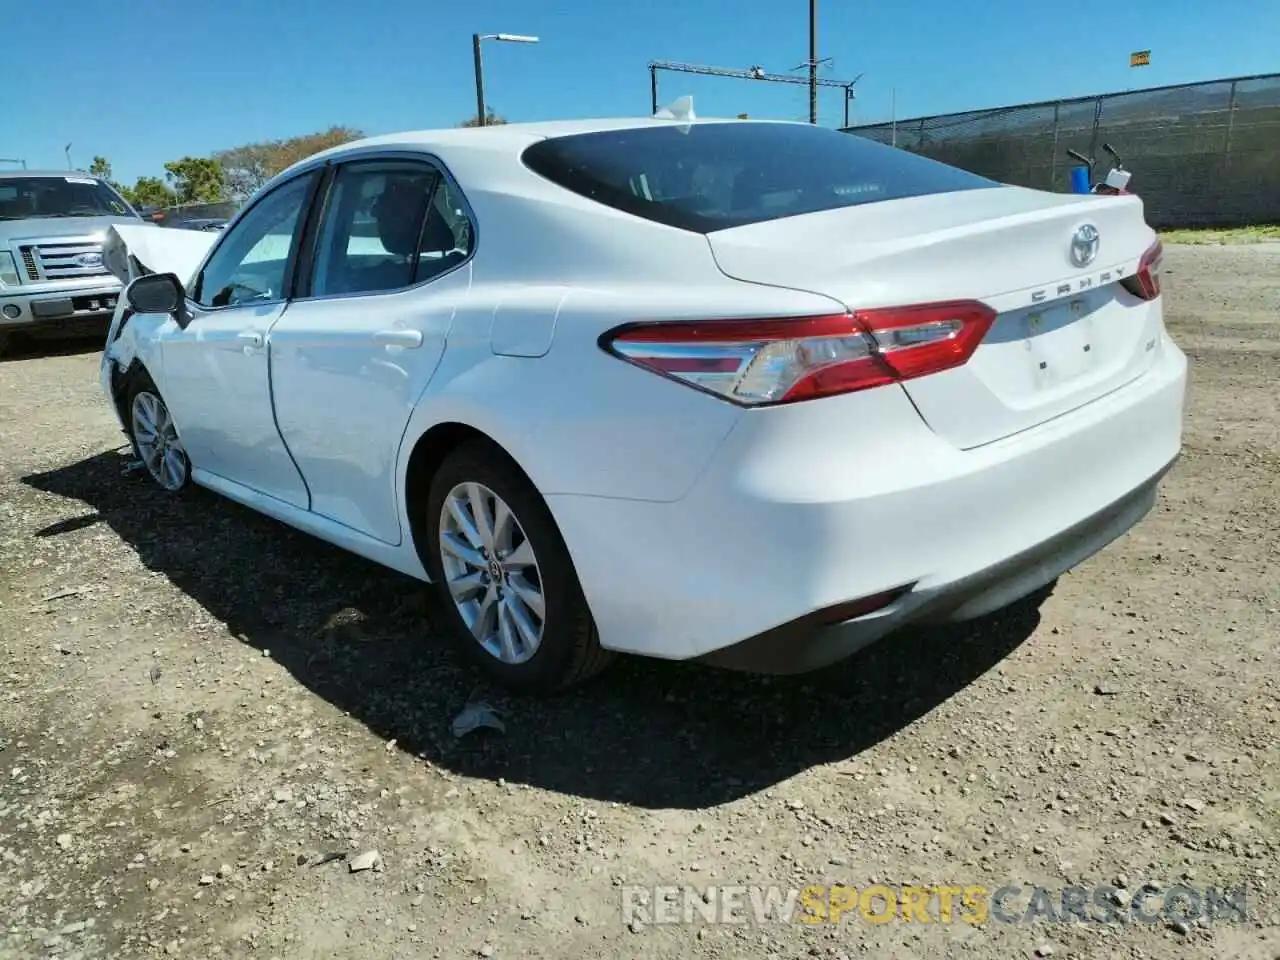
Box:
654, 95, 696, 121
102, 223, 217, 288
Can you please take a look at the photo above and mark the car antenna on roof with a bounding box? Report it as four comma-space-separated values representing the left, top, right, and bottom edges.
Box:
654, 95, 695, 122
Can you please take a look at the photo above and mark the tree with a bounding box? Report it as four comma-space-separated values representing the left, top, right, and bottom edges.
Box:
163, 156, 226, 204
215, 126, 363, 200
123, 176, 176, 209
89, 156, 113, 180
458, 112, 508, 127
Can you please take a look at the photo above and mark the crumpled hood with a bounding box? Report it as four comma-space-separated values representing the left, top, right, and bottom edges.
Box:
102, 223, 218, 290
0, 215, 141, 245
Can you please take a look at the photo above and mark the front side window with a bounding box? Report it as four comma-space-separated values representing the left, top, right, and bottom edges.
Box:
0, 176, 136, 220
192, 172, 317, 308
310, 160, 473, 298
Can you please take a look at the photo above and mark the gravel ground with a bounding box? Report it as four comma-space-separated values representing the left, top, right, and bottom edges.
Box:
1, 244, 1277, 960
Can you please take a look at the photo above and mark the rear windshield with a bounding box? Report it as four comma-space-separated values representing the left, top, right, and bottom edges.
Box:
521, 122, 998, 233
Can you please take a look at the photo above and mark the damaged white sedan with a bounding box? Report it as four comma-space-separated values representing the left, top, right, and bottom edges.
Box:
100, 114, 1186, 694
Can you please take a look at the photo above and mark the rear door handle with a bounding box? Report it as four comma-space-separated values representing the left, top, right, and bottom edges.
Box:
373, 329, 423, 349
237, 331, 264, 348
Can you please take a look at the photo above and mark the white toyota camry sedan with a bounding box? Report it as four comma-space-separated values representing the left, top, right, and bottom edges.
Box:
100, 112, 1186, 693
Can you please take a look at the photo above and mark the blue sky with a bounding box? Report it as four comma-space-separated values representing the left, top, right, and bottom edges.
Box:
4, 0, 1277, 185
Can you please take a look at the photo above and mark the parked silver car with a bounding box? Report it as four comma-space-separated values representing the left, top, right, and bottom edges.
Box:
0, 170, 141, 354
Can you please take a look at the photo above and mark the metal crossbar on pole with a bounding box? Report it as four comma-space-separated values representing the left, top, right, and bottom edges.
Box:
648, 60, 861, 125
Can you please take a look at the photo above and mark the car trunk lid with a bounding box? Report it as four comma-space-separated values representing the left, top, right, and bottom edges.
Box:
707, 187, 1164, 449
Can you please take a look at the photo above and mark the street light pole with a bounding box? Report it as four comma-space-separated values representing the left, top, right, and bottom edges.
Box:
472, 34, 487, 127
471, 32, 540, 127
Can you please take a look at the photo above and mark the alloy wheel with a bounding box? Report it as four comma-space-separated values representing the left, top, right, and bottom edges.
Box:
130, 391, 188, 491
438, 481, 546, 664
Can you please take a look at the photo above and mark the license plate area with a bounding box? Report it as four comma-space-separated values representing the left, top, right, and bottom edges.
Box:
1017, 288, 1112, 392
31, 298, 74, 319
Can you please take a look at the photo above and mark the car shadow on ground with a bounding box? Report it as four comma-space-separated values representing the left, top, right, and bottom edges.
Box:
0, 333, 105, 362
24, 449, 1047, 809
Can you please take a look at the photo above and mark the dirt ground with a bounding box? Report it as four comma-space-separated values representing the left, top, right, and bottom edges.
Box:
1, 244, 1277, 960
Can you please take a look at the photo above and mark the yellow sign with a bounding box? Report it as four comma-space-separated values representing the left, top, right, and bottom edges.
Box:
1130, 50, 1151, 67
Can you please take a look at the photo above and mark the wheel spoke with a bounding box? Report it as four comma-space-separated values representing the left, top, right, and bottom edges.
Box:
503, 539, 536, 570
465, 482, 495, 550
470, 585, 498, 641
492, 498, 514, 555
505, 594, 541, 650
447, 570, 486, 601
506, 573, 545, 621
162, 450, 183, 489
446, 495, 485, 550
440, 531, 485, 569
497, 600, 520, 662
134, 422, 158, 447
134, 412, 157, 441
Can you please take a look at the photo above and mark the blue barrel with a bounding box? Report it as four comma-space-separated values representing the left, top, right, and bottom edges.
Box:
1070, 165, 1091, 194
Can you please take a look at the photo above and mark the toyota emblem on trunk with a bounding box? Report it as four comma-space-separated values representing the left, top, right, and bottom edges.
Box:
1070, 224, 1100, 267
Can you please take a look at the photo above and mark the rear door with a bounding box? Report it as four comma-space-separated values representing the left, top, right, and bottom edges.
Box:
267, 157, 473, 545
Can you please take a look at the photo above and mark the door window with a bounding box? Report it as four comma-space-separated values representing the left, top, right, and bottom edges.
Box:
192, 172, 318, 308
309, 161, 473, 298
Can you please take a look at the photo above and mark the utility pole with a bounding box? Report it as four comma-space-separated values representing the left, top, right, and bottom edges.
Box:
808, 0, 818, 124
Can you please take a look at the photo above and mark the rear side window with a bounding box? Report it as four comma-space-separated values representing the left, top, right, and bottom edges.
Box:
521, 122, 998, 233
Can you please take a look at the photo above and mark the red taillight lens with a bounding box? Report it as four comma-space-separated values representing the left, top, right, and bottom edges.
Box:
1121, 238, 1163, 301
603, 300, 995, 406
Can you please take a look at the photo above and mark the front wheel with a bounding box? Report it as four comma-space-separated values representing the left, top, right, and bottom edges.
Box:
424, 440, 611, 694
124, 371, 191, 493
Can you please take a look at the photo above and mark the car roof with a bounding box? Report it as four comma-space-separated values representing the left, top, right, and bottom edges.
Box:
296, 116, 789, 170
0, 169, 100, 180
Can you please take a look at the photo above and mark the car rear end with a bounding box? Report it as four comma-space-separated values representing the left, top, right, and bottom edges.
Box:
520, 120, 1186, 671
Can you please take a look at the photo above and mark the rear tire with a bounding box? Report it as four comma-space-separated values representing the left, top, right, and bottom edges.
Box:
424, 440, 612, 694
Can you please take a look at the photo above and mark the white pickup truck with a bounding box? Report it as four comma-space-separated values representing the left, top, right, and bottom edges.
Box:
0, 170, 144, 354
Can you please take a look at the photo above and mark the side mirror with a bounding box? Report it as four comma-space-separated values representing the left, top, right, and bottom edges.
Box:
126, 272, 185, 324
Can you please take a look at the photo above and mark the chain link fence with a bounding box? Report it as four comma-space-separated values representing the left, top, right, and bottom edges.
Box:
845, 73, 1280, 229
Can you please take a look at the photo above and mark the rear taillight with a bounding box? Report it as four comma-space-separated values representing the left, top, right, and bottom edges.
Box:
603, 300, 995, 406
1121, 238, 1163, 301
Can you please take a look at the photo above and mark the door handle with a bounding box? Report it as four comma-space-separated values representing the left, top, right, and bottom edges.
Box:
373, 329, 423, 349
237, 331, 265, 348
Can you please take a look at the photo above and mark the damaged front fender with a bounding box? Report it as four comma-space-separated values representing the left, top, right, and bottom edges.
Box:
100, 223, 219, 430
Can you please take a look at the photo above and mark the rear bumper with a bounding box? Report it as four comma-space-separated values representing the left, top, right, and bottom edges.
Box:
547, 334, 1187, 666
697, 458, 1170, 673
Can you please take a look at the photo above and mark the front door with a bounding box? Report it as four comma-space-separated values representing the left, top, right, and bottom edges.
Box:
158, 170, 320, 507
